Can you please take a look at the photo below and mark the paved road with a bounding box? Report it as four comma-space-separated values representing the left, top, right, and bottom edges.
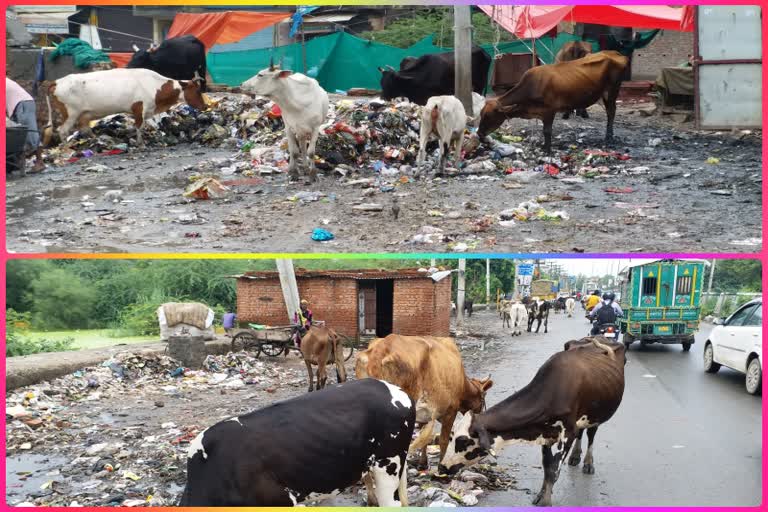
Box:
467, 310, 762, 507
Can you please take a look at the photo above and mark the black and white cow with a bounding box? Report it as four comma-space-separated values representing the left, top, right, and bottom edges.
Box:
179, 378, 416, 506
527, 298, 551, 333
438, 338, 626, 507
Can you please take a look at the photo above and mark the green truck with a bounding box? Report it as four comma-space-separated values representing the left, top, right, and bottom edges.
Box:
618, 259, 708, 352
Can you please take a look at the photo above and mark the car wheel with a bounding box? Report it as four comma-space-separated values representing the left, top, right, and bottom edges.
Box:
745, 357, 762, 396
703, 342, 721, 374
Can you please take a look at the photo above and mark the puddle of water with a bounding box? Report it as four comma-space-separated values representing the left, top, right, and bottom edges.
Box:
5, 454, 68, 500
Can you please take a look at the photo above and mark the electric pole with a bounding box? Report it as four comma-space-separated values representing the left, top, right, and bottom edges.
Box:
485, 259, 491, 309
453, 5, 473, 115
457, 258, 466, 328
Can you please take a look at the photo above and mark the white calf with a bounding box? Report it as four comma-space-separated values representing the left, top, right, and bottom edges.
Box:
242, 63, 328, 183
417, 95, 467, 176
510, 303, 528, 336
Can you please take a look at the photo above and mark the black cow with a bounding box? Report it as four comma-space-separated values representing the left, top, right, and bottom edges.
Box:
464, 299, 474, 318
553, 297, 567, 314
127, 35, 208, 92
378, 46, 492, 106
527, 299, 551, 333
439, 337, 627, 507
179, 378, 415, 507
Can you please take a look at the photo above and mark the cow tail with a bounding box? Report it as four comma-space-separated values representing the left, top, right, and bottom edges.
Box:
42, 81, 55, 147
430, 104, 439, 125
200, 57, 208, 93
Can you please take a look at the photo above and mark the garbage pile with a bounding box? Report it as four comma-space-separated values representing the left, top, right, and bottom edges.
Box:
5, 349, 307, 507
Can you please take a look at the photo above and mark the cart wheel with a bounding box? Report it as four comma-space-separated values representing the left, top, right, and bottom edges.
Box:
337, 333, 355, 362
260, 342, 285, 358
231, 331, 257, 353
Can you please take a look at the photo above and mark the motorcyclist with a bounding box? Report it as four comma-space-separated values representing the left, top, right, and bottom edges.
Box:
589, 292, 623, 336
585, 290, 601, 312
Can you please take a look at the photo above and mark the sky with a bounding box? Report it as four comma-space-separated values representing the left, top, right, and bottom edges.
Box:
542, 258, 658, 277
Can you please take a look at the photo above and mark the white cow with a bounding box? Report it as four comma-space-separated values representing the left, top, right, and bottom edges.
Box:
45, 68, 206, 146
416, 95, 467, 176
566, 297, 576, 317
242, 64, 328, 183
510, 303, 528, 336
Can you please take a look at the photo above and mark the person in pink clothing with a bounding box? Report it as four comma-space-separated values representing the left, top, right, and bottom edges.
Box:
6, 77, 44, 172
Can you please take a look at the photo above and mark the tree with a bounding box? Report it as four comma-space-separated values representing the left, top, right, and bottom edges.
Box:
359, 8, 514, 49
28, 268, 97, 330
706, 260, 762, 293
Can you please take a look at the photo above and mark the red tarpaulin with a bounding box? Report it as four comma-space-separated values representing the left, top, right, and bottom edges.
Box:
167, 11, 290, 50
109, 52, 133, 68
478, 5, 691, 39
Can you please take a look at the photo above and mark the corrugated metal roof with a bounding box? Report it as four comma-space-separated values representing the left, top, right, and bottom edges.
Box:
231, 268, 435, 281
304, 13, 355, 23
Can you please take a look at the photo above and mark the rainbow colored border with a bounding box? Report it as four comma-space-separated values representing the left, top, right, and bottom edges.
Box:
2, 0, 766, 510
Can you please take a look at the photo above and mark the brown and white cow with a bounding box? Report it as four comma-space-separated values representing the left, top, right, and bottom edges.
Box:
44, 68, 205, 147
554, 41, 594, 119
355, 335, 493, 470
439, 337, 626, 507
300, 326, 347, 393
478, 51, 628, 153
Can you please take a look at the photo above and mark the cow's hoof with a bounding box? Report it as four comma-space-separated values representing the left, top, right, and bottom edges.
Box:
532, 492, 550, 507
582, 463, 595, 475
568, 454, 581, 466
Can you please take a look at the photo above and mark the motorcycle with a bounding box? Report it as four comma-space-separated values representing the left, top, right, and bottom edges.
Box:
586, 314, 619, 339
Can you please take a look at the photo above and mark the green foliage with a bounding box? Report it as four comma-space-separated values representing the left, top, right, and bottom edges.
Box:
705, 260, 762, 293
119, 291, 177, 337
359, 9, 514, 49
6, 310, 74, 357
29, 268, 97, 330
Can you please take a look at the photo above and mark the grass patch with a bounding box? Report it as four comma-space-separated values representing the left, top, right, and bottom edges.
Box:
24, 330, 156, 351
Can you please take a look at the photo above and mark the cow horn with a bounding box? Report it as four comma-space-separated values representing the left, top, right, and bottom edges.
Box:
193, 70, 203, 82
132, 44, 140, 52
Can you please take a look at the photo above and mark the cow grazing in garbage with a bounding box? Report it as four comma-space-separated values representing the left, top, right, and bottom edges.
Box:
127, 35, 208, 92
416, 95, 468, 176
478, 51, 628, 153
378, 46, 492, 106
438, 337, 626, 507
44, 68, 205, 146
299, 326, 347, 392
554, 41, 594, 119
179, 378, 415, 506
241, 62, 329, 183
355, 335, 493, 472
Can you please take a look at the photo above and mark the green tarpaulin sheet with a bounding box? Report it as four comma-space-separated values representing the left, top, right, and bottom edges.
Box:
207, 31, 600, 92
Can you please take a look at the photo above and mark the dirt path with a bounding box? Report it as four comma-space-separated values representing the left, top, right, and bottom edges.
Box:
6, 104, 761, 254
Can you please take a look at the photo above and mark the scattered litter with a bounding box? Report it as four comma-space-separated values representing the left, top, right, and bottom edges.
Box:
311, 228, 335, 241
183, 178, 231, 200
499, 201, 569, 222
605, 187, 633, 194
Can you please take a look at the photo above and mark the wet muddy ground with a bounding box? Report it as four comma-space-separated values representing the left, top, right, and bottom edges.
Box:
6, 103, 762, 254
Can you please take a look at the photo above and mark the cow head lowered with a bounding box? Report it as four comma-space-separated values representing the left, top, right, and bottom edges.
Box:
437, 412, 492, 475
176, 77, 206, 111
242, 61, 293, 99
477, 98, 518, 139
460, 376, 493, 414
377, 65, 405, 101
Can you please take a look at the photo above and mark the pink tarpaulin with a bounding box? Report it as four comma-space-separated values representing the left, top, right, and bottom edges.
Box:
478, 5, 691, 39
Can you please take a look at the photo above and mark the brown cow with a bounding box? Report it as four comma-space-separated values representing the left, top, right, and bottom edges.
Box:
478, 51, 629, 153
355, 335, 493, 471
554, 41, 594, 119
439, 337, 626, 507
300, 326, 347, 392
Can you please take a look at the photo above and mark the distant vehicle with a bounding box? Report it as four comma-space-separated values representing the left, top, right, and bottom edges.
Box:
618, 259, 708, 352
531, 279, 559, 300
704, 298, 762, 396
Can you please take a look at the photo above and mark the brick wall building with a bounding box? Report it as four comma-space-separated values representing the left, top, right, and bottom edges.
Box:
235, 269, 452, 339
630, 29, 693, 80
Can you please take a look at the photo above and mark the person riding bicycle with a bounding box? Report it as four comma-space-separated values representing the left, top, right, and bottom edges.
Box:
589, 292, 624, 336
292, 299, 313, 348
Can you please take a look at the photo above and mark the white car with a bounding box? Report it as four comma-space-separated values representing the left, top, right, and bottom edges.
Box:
703, 298, 762, 395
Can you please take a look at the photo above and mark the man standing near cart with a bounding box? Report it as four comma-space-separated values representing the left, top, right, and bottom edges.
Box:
6, 77, 44, 172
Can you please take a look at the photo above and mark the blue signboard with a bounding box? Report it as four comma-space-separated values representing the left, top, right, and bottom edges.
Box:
517, 264, 534, 276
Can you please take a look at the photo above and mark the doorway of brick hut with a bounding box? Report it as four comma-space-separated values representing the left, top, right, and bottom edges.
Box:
357, 280, 394, 339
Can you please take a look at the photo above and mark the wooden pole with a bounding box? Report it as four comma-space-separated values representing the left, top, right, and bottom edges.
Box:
453, 6, 473, 115
457, 258, 466, 328
276, 259, 301, 324
708, 259, 716, 293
